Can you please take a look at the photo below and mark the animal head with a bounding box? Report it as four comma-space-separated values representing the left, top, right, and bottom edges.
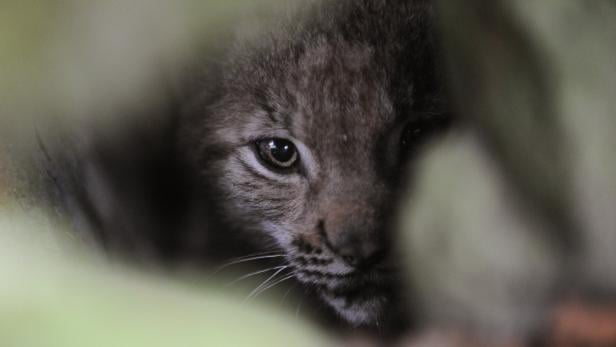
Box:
182, 0, 449, 325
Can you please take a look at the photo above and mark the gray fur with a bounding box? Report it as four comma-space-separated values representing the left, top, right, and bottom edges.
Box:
180, 0, 447, 327
42, 0, 450, 332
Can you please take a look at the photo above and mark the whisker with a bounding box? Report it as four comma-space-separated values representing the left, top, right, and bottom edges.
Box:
244, 266, 287, 302
251, 273, 295, 299
295, 297, 304, 319
213, 254, 286, 275
280, 285, 294, 307
225, 265, 287, 287
229, 250, 282, 261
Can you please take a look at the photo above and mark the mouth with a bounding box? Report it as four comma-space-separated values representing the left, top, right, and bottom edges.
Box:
301, 269, 397, 326
286, 248, 401, 326
327, 271, 392, 297
320, 279, 391, 325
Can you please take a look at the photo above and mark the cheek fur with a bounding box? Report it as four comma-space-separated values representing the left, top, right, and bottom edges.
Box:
218, 155, 308, 223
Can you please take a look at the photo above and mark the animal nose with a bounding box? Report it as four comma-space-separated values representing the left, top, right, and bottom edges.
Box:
328, 231, 387, 269
340, 247, 386, 269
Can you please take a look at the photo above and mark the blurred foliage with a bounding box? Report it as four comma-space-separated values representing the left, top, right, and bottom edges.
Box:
400, 134, 560, 336
0, 0, 300, 148
0, 208, 329, 347
399, 0, 616, 341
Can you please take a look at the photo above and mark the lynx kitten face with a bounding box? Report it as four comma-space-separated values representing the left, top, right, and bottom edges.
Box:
37, 0, 449, 331
183, 0, 449, 325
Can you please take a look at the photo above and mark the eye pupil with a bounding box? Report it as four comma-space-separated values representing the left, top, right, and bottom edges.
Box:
257, 138, 299, 170
268, 139, 295, 163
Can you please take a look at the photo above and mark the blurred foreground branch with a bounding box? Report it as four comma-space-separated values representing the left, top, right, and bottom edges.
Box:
399, 0, 616, 343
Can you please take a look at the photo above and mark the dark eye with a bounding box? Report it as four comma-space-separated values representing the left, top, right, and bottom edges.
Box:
400, 116, 450, 159
256, 138, 299, 170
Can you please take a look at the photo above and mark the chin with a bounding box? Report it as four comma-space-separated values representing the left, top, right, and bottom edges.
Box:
312, 274, 393, 326
321, 291, 389, 326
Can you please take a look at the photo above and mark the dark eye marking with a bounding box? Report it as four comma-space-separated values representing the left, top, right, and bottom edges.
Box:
255, 138, 299, 171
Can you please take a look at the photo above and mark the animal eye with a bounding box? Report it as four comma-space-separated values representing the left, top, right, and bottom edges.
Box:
400, 116, 450, 159
256, 138, 299, 170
